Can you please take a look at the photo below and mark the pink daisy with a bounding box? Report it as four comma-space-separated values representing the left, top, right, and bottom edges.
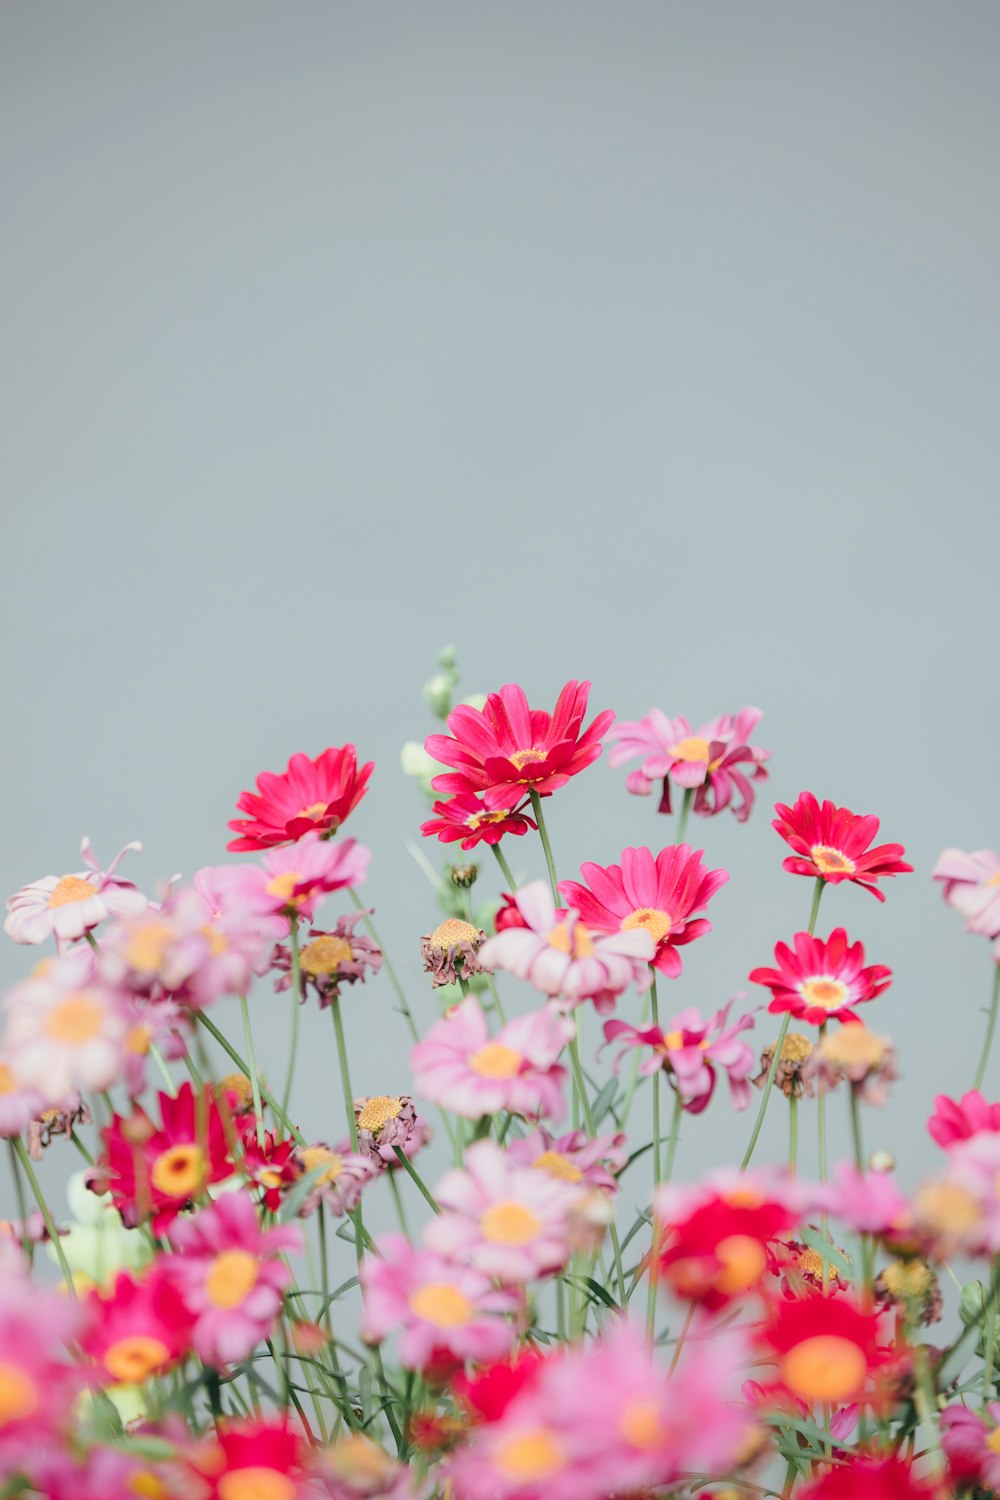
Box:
478, 881, 654, 1013
772, 792, 913, 901
425, 680, 615, 812
941, 1401, 1000, 1492
927, 1089, 1000, 1149
749, 929, 892, 1025
505, 1126, 627, 1195
120, 995, 188, 1097
424, 1140, 580, 1284
421, 791, 536, 851
165, 1190, 301, 1367
291, 1142, 379, 1218
360, 1234, 519, 1371
603, 999, 757, 1113
212, 832, 370, 925
410, 994, 572, 1122
228, 744, 374, 851
2, 958, 128, 1101
4, 837, 146, 946
81, 1267, 194, 1385
933, 847, 1000, 938
0, 1053, 45, 1138
817, 1163, 913, 1237
607, 706, 769, 822
559, 845, 728, 979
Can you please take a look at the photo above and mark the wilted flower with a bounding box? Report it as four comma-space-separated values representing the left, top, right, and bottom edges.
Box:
353, 1094, 430, 1169
752, 1031, 815, 1098
292, 1142, 378, 1218
806, 1024, 898, 1107
874, 1258, 942, 1326
274, 913, 382, 1006
27, 1094, 92, 1159
421, 917, 489, 988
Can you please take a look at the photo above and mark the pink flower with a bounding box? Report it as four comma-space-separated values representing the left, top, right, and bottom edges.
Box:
939, 1133, 1000, 1252
478, 881, 653, 1013
749, 929, 892, 1026
360, 1234, 519, 1371
120, 995, 188, 1097
426, 680, 615, 811
927, 1089, 1000, 1149
81, 1267, 194, 1385
421, 791, 537, 851
213, 832, 370, 925
0, 1271, 85, 1470
0, 1053, 45, 1138
292, 1142, 379, 1218
772, 792, 912, 901
607, 706, 769, 823
410, 994, 572, 1122
941, 1401, 1000, 1491
228, 744, 374, 851
505, 1126, 627, 1195
559, 845, 728, 979
933, 848, 1000, 938
603, 999, 757, 1113
424, 1140, 580, 1284
3, 958, 128, 1101
4, 838, 146, 946
165, 1190, 301, 1367
818, 1163, 913, 1236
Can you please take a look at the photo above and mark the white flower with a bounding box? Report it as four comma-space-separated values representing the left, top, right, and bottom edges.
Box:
4, 838, 146, 945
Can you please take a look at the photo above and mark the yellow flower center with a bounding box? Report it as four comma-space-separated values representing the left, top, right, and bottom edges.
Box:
0, 1063, 17, 1096
103, 1335, 171, 1383
429, 918, 479, 949
297, 801, 329, 822
724, 1187, 765, 1209
201, 923, 228, 957
264, 872, 303, 905
357, 1096, 404, 1133
150, 1143, 205, 1198
987, 1428, 1000, 1455
493, 1429, 566, 1483
915, 1182, 981, 1234
125, 921, 174, 973
619, 1398, 666, 1450
881, 1259, 932, 1300
821, 1026, 886, 1069
45, 992, 104, 1044
988, 870, 1000, 889
468, 1041, 522, 1079
220, 1072, 254, 1110
128, 1473, 169, 1499
810, 845, 856, 876
324, 1435, 397, 1484
0, 1362, 38, 1425
218, 1470, 296, 1500
206, 1249, 260, 1309
126, 1023, 153, 1055
480, 1200, 542, 1245
669, 736, 711, 764
778, 1033, 814, 1064
800, 978, 849, 1011
532, 1150, 583, 1184
298, 1146, 343, 1185
508, 748, 547, 771
547, 918, 594, 958
47, 875, 96, 909
660, 1030, 709, 1053
300, 935, 354, 976
781, 1335, 866, 1404
714, 1234, 768, 1295
467, 810, 509, 831
408, 1283, 473, 1328
621, 907, 672, 944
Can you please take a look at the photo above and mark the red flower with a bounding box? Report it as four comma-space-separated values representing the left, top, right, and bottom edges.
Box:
656, 1187, 801, 1309
559, 844, 728, 979
799, 1456, 937, 1500
772, 792, 912, 901
425, 680, 614, 811
927, 1089, 1000, 1149
227, 746, 373, 852
421, 791, 536, 850
452, 1347, 548, 1422
81, 1268, 194, 1385
749, 929, 892, 1026
757, 1293, 893, 1408
242, 1126, 301, 1212
197, 1420, 306, 1499
97, 1082, 235, 1232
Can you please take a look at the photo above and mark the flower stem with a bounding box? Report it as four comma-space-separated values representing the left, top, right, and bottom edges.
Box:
240, 993, 266, 1149
676, 787, 694, 845
392, 1146, 440, 1213
348, 886, 419, 1043
490, 842, 517, 891
649, 975, 663, 1192
849, 1087, 865, 1172
388, 1171, 411, 1237
528, 790, 560, 903
13, 1136, 75, 1295
788, 1094, 798, 1175
149, 1043, 177, 1097
974, 963, 1000, 1092
7, 1141, 31, 1259
282, 921, 303, 1123
194, 1011, 304, 1143
330, 1000, 359, 1151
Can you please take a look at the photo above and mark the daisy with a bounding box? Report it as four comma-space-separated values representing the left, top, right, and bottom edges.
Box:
505, 1126, 627, 1194
212, 832, 370, 924
799, 1457, 937, 1500
98, 1082, 236, 1232
2, 960, 128, 1101
927, 1088, 1000, 1149
421, 791, 536, 851
4, 837, 146, 946
933, 847, 1000, 937
607, 706, 769, 821
353, 1094, 430, 1170
425, 680, 614, 811
228, 744, 374, 851
654, 1172, 803, 1307
410, 994, 572, 1121
0, 1054, 45, 1138
291, 1143, 378, 1218
0, 1273, 85, 1469
941, 1402, 1000, 1493
81, 1267, 194, 1385
421, 917, 490, 989
559, 844, 728, 979
772, 792, 912, 900
756, 1292, 893, 1409
197, 1420, 311, 1500
603, 999, 757, 1113
806, 1024, 898, 1107
749, 929, 892, 1025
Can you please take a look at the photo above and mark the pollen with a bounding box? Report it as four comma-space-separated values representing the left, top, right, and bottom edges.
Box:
821, 1026, 885, 1069
508, 748, 547, 770
126, 1023, 153, 1055
264, 871, 301, 905
669, 736, 710, 763
780, 1033, 814, 1064
124, 920, 174, 974
493, 1428, 566, 1483
45, 992, 104, 1044
47, 875, 96, 909
880, 1258, 932, 1300
468, 1041, 522, 1079
547, 918, 594, 958
301, 935, 354, 975
150, 1143, 205, 1199
715, 1234, 768, 1295
357, 1095, 404, 1133
103, 1334, 171, 1384
429, 918, 479, 950
220, 1072, 254, 1110
297, 801, 329, 822
781, 1334, 866, 1404
796, 1248, 837, 1283
810, 845, 856, 876
800, 977, 849, 1011
206, 1249, 260, 1309
619, 1398, 666, 1450
533, 1150, 583, 1184
298, 1146, 344, 1186
0, 1062, 17, 1095
408, 1283, 473, 1328
0, 1362, 38, 1423
621, 907, 672, 944
480, 1200, 542, 1245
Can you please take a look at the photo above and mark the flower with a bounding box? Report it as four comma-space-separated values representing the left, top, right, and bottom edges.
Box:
165, 1191, 301, 1367
2, 959, 128, 1102
273, 914, 382, 1006
4, 837, 146, 946
320, 1433, 418, 1500
478, 881, 654, 1013
0, 1054, 45, 1138
353, 1095, 430, 1169
241, 1127, 300, 1212
607, 706, 770, 823
421, 792, 536, 851
360, 1234, 519, 1371
772, 793, 912, 900
798, 1456, 937, 1500
752, 1031, 815, 1098
933, 847, 1000, 937
773, 1238, 850, 1298
654, 1173, 803, 1307
120, 994, 188, 1097
291, 1142, 378, 1218
424, 1140, 580, 1284
0, 1272, 85, 1468
81, 1267, 194, 1385
818, 1164, 913, 1237
227, 745, 374, 851
26, 1094, 91, 1158
756, 1292, 893, 1408
211, 832, 370, 925
927, 1088, 1000, 1149
603, 999, 757, 1113
806, 1024, 898, 1107
748, 929, 892, 1025
425, 680, 615, 811
421, 918, 490, 988
505, 1126, 627, 1195
941, 1401, 1000, 1491
874, 1259, 942, 1326
558, 845, 728, 979
200, 1420, 310, 1500
410, 994, 572, 1121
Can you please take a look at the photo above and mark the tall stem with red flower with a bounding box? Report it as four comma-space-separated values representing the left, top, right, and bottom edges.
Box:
974, 962, 1000, 1092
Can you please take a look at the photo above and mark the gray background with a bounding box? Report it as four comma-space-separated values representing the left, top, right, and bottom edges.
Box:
2, 2, 999, 1229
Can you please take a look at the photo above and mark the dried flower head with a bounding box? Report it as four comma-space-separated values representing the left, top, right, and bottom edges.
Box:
27, 1096, 92, 1160
875, 1259, 942, 1326
807, 1025, 898, 1107
354, 1094, 431, 1170
752, 1032, 814, 1099
273, 913, 382, 1007
421, 918, 489, 988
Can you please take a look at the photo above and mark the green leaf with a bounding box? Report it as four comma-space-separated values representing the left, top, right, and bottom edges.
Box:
279, 1164, 332, 1224
799, 1226, 853, 1276
590, 1078, 620, 1128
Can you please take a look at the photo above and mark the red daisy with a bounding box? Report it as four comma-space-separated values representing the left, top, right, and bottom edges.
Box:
241, 1126, 301, 1212
197, 1420, 306, 1500
749, 928, 892, 1025
425, 680, 614, 811
655, 1183, 801, 1309
772, 792, 912, 901
421, 790, 537, 850
559, 844, 728, 979
81, 1268, 194, 1386
799, 1456, 937, 1500
757, 1292, 893, 1409
227, 745, 373, 852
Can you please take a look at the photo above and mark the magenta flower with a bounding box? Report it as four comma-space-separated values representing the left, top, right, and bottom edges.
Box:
603, 1000, 757, 1113
933, 847, 1000, 938
772, 792, 912, 901
4, 838, 146, 946
421, 791, 537, 851
506, 1126, 627, 1195
816, 1163, 913, 1237
559, 845, 728, 979
478, 881, 654, 1013
941, 1402, 1000, 1492
228, 744, 374, 851
607, 706, 769, 822
0, 1272, 86, 1471
928, 1089, 1000, 1149
165, 1191, 301, 1368
360, 1234, 519, 1371
749, 928, 892, 1026
410, 994, 572, 1122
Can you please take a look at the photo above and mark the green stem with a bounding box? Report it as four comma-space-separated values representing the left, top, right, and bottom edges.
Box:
388, 1170, 411, 1238
528, 790, 560, 903
567, 1035, 625, 1306
675, 787, 693, 845
7, 1141, 31, 1258
149, 1043, 177, 1096
490, 841, 517, 891
662, 1089, 683, 1186
194, 1012, 304, 1143
647, 1091, 682, 1336
483, 971, 508, 1025
349, 886, 419, 1043
818, 1022, 829, 1183
13, 1137, 75, 1295
392, 1146, 440, 1213
649, 974, 663, 1190
849, 1087, 865, 1172
788, 1094, 798, 1175
974, 963, 1000, 1092
984, 1290, 998, 1409
282, 921, 303, 1123
240, 993, 266, 1149
330, 1000, 359, 1150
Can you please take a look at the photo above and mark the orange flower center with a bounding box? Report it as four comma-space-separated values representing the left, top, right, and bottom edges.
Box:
0, 1362, 38, 1425
915, 1182, 981, 1234
509, 748, 547, 771
988, 870, 1000, 889
125, 921, 174, 973
621, 907, 672, 944
547, 918, 594, 958
619, 1398, 666, 1450
264, 872, 303, 905
810, 845, 856, 876
298, 1146, 343, 1186
480, 1201, 542, 1245
45, 992, 104, 1044
821, 1026, 885, 1069
301, 935, 354, 976
126, 1023, 153, 1055
714, 1234, 768, 1295
128, 1473, 170, 1499
493, 1429, 566, 1483
429, 918, 479, 949
206, 1249, 260, 1309
296, 801, 329, 822
781, 1335, 867, 1403
47, 875, 96, 909
150, 1143, 205, 1198
103, 1335, 171, 1383
986, 1428, 1000, 1455
468, 1041, 522, 1079
0, 1063, 17, 1097
218, 1470, 296, 1500
201, 924, 228, 957
800, 978, 848, 1011
533, 1150, 583, 1184
357, 1096, 404, 1132
408, 1283, 473, 1328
